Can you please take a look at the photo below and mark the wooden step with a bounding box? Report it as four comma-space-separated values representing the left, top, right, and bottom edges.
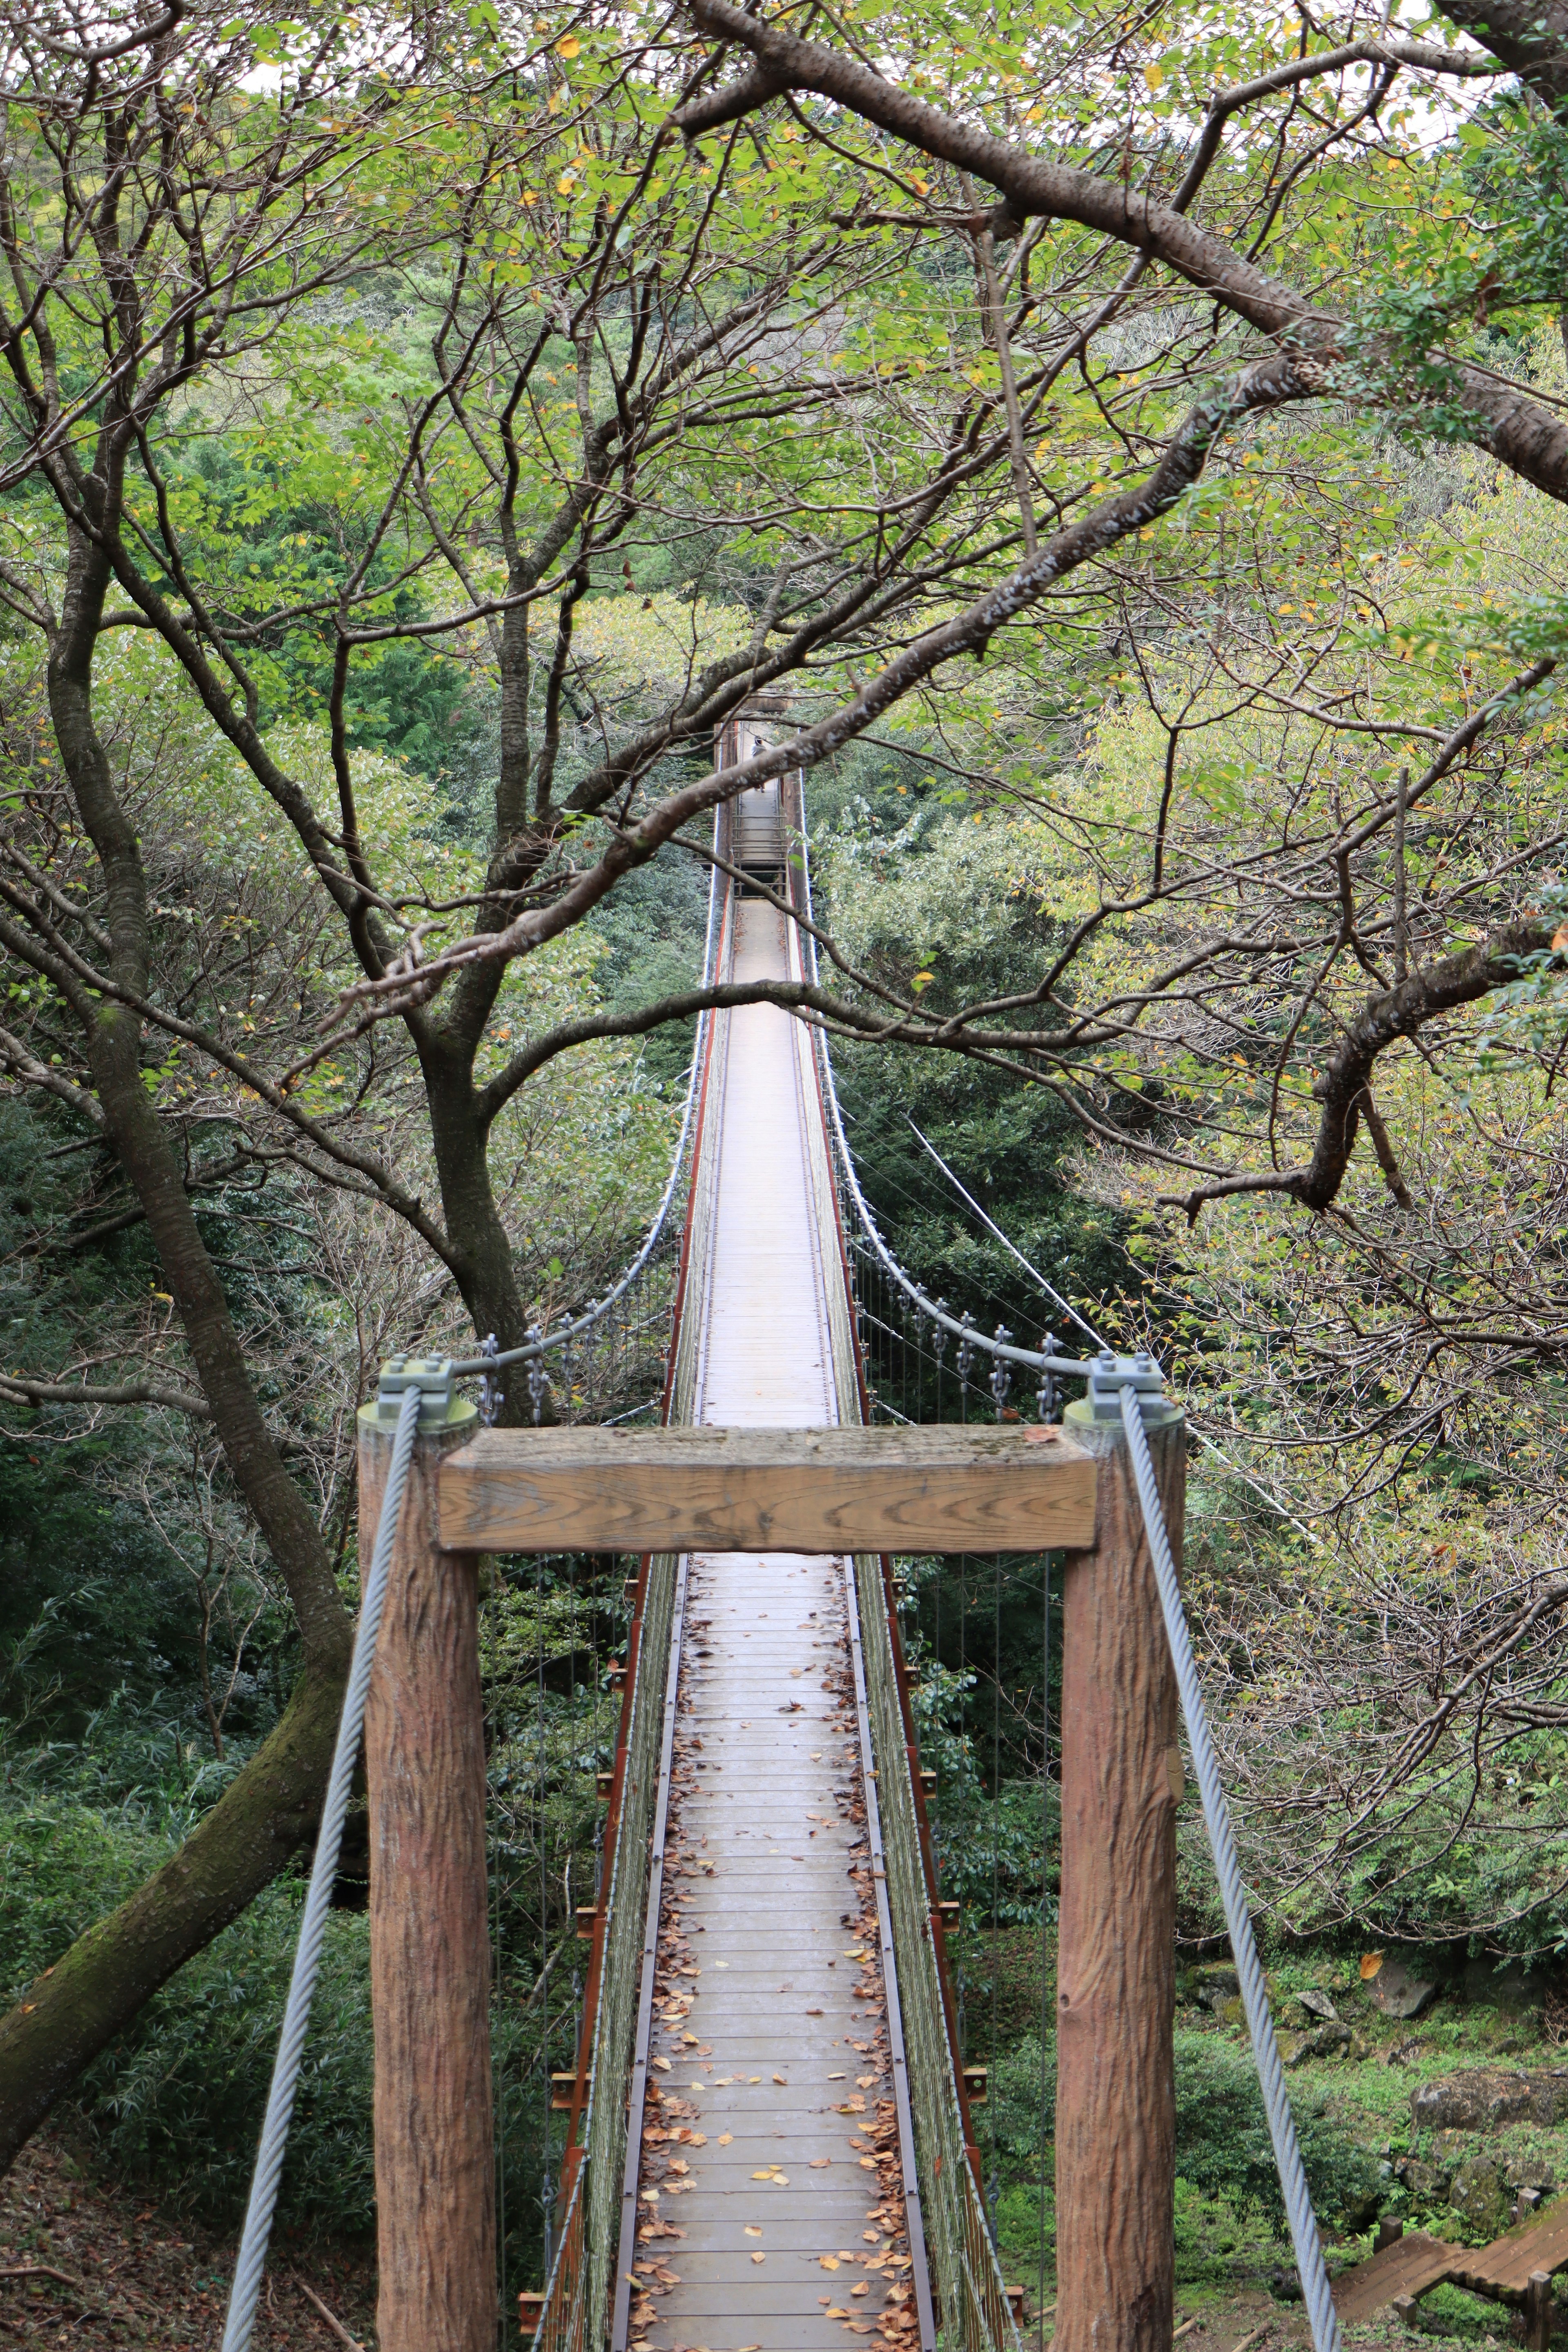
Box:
1331, 2233, 1459, 2324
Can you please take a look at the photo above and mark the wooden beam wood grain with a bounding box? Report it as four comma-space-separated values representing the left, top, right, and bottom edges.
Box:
438, 1423, 1097, 1554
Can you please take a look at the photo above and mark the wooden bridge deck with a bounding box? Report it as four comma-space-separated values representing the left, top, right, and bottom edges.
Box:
624, 899, 922, 2352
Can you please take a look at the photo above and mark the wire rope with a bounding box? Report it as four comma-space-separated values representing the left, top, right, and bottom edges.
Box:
220, 1381, 422, 2352
1118, 1384, 1340, 2352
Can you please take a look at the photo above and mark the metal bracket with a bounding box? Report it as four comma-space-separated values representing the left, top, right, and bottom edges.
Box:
1085, 1350, 1165, 1423
376, 1354, 456, 1423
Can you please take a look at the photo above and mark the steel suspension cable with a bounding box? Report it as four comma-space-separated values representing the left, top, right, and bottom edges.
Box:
220, 1380, 422, 2352
1118, 1383, 1340, 2352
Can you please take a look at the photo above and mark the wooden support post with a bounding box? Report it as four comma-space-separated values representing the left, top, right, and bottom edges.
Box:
1055, 1397, 1185, 2352
359, 1389, 493, 2352
1526, 2270, 1554, 2352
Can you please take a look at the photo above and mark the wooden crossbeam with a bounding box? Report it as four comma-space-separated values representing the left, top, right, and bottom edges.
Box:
438, 1422, 1097, 1554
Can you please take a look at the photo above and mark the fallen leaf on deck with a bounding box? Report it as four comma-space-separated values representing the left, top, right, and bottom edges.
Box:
820, 2257, 840, 2271
652, 2056, 671, 2071
718, 2133, 733, 2145
744, 2226, 763, 2237
810, 2158, 831, 2169
773, 2073, 787, 2085
751, 2253, 767, 2264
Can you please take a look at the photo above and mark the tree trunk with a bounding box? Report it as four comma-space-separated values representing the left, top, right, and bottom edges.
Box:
1054, 1405, 1185, 2352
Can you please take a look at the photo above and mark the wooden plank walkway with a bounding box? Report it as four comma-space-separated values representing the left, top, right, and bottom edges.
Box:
1332, 2234, 1459, 2324
625, 901, 922, 2352
1332, 2199, 1568, 2324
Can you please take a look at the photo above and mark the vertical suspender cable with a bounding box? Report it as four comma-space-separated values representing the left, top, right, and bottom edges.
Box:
221, 1379, 423, 2352
1118, 1384, 1341, 2352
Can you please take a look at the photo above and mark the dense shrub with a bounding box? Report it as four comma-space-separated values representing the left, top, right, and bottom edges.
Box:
2, 1781, 543, 2248
984, 2029, 1379, 2237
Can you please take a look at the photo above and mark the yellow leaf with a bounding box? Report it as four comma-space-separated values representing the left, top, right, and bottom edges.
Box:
752, 2252, 767, 2263
719, 2133, 733, 2145
557, 33, 580, 53
1143, 60, 1163, 87
1360, 1951, 1385, 1980
773, 2073, 788, 2085
753, 2171, 775, 2181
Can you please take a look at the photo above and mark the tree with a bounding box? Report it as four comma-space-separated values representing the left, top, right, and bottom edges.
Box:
10, 0, 1568, 2172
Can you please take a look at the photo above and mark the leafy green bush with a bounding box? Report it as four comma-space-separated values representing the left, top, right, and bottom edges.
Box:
984, 2029, 1379, 2239
2, 1781, 545, 2249
1172, 2029, 1380, 2233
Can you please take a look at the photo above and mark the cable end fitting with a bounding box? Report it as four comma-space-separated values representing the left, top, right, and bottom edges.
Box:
1086, 1350, 1166, 1423
376, 1354, 455, 1423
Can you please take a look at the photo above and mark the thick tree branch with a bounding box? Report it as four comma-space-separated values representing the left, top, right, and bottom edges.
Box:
677, 0, 1568, 504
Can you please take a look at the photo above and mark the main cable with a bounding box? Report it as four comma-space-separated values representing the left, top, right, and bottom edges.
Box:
220, 1380, 423, 2352
1118, 1382, 1340, 2352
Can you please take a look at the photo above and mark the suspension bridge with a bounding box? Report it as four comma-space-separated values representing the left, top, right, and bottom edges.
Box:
220, 719, 1343, 2352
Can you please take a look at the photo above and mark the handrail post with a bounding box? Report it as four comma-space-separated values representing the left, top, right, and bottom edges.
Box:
1056, 1388, 1186, 2352
358, 1372, 492, 2352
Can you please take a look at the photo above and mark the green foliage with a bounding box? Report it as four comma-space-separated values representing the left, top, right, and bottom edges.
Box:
1170, 2031, 1381, 2234
0, 1765, 548, 2250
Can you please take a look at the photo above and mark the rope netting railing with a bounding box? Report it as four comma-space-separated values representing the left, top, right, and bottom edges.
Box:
528, 1549, 680, 2352
854, 1545, 1026, 2352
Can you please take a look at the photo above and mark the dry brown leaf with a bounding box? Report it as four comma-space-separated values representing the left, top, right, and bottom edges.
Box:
651, 2056, 671, 2072
821, 2257, 840, 2272
1360, 1952, 1385, 1980
810, 2158, 832, 2169
773, 2074, 788, 2085
751, 2253, 767, 2265
744, 2226, 763, 2238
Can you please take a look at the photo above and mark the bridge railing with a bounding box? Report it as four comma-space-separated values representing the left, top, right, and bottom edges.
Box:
854, 1550, 1024, 2352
